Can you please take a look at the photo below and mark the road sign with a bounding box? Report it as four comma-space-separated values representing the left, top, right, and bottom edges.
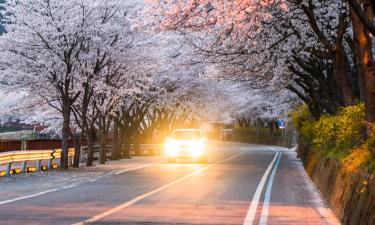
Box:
277, 119, 285, 129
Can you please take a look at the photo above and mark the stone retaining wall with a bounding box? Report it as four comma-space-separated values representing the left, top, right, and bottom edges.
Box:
298, 144, 375, 225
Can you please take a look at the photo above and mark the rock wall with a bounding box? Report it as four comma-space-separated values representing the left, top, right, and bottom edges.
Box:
298, 144, 375, 225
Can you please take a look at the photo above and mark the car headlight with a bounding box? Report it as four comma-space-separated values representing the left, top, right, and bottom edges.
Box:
165, 141, 178, 156
191, 141, 204, 156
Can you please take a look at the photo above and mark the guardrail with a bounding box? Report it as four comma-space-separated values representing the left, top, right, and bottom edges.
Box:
128, 144, 163, 156
1, 144, 163, 176
81, 144, 163, 159
0, 148, 75, 176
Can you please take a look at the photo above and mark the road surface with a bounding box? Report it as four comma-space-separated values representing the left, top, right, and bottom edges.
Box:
0, 142, 340, 225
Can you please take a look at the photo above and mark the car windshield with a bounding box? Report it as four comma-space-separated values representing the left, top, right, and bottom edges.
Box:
172, 130, 202, 140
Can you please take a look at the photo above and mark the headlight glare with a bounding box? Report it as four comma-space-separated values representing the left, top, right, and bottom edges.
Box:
165, 141, 178, 156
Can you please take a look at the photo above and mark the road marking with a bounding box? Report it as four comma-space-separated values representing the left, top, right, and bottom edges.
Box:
0, 162, 161, 205
0, 189, 59, 205
243, 151, 280, 225
114, 163, 156, 175
72, 152, 244, 225
242, 146, 278, 152
290, 145, 298, 151
62, 185, 77, 189
258, 152, 282, 225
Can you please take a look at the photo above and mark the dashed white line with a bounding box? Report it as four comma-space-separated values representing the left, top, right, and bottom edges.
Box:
114, 163, 156, 175
0, 189, 59, 205
62, 185, 77, 189
0, 162, 160, 205
71, 152, 244, 225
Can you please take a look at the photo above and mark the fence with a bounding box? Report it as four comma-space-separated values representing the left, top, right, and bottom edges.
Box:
0, 140, 22, 152
80, 144, 163, 160
0, 139, 74, 152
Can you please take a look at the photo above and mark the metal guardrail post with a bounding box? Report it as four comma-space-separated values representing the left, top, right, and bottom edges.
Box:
36, 160, 41, 172
5, 162, 11, 176
48, 150, 55, 170
47, 159, 53, 170
21, 161, 27, 174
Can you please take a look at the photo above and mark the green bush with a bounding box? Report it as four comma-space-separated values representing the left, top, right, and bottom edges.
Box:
291, 105, 315, 145
312, 103, 365, 156
292, 103, 375, 172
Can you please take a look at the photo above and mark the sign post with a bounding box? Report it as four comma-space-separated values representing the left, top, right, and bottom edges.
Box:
277, 119, 285, 137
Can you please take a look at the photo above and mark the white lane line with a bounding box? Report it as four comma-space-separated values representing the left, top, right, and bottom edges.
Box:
114, 163, 156, 175
62, 185, 77, 189
243, 152, 280, 225
258, 153, 282, 225
242, 147, 278, 153
0, 162, 160, 205
0, 189, 59, 205
290, 145, 298, 151
72, 152, 244, 225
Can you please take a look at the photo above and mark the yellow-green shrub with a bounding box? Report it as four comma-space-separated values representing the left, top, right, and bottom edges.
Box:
292, 103, 375, 172
312, 103, 365, 155
291, 104, 314, 130
291, 104, 315, 144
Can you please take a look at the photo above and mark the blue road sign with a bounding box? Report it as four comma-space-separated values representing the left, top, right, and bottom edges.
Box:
277, 119, 285, 129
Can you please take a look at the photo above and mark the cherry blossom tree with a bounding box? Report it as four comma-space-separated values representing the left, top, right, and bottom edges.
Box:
0, 0, 131, 168
146, 0, 374, 124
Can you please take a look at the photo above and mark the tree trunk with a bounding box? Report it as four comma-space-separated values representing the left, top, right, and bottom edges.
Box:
134, 134, 141, 156
352, 3, 375, 128
333, 46, 356, 106
60, 103, 71, 170
269, 120, 274, 136
86, 127, 95, 166
123, 141, 131, 158
74, 87, 89, 167
111, 120, 119, 160
73, 133, 82, 168
99, 132, 107, 164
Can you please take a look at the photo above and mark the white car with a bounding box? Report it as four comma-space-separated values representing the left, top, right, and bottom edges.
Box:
165, 129, 207, 163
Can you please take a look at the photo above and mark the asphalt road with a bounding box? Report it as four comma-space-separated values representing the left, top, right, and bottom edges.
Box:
0, 142, 340, 225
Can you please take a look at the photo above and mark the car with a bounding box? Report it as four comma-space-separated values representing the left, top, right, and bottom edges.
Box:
164, 128, 207, 163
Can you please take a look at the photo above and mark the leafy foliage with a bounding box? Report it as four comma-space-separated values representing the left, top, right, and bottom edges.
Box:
293, 103, 375, 172
291, 104, 315, 144
312, 103, 365, 154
